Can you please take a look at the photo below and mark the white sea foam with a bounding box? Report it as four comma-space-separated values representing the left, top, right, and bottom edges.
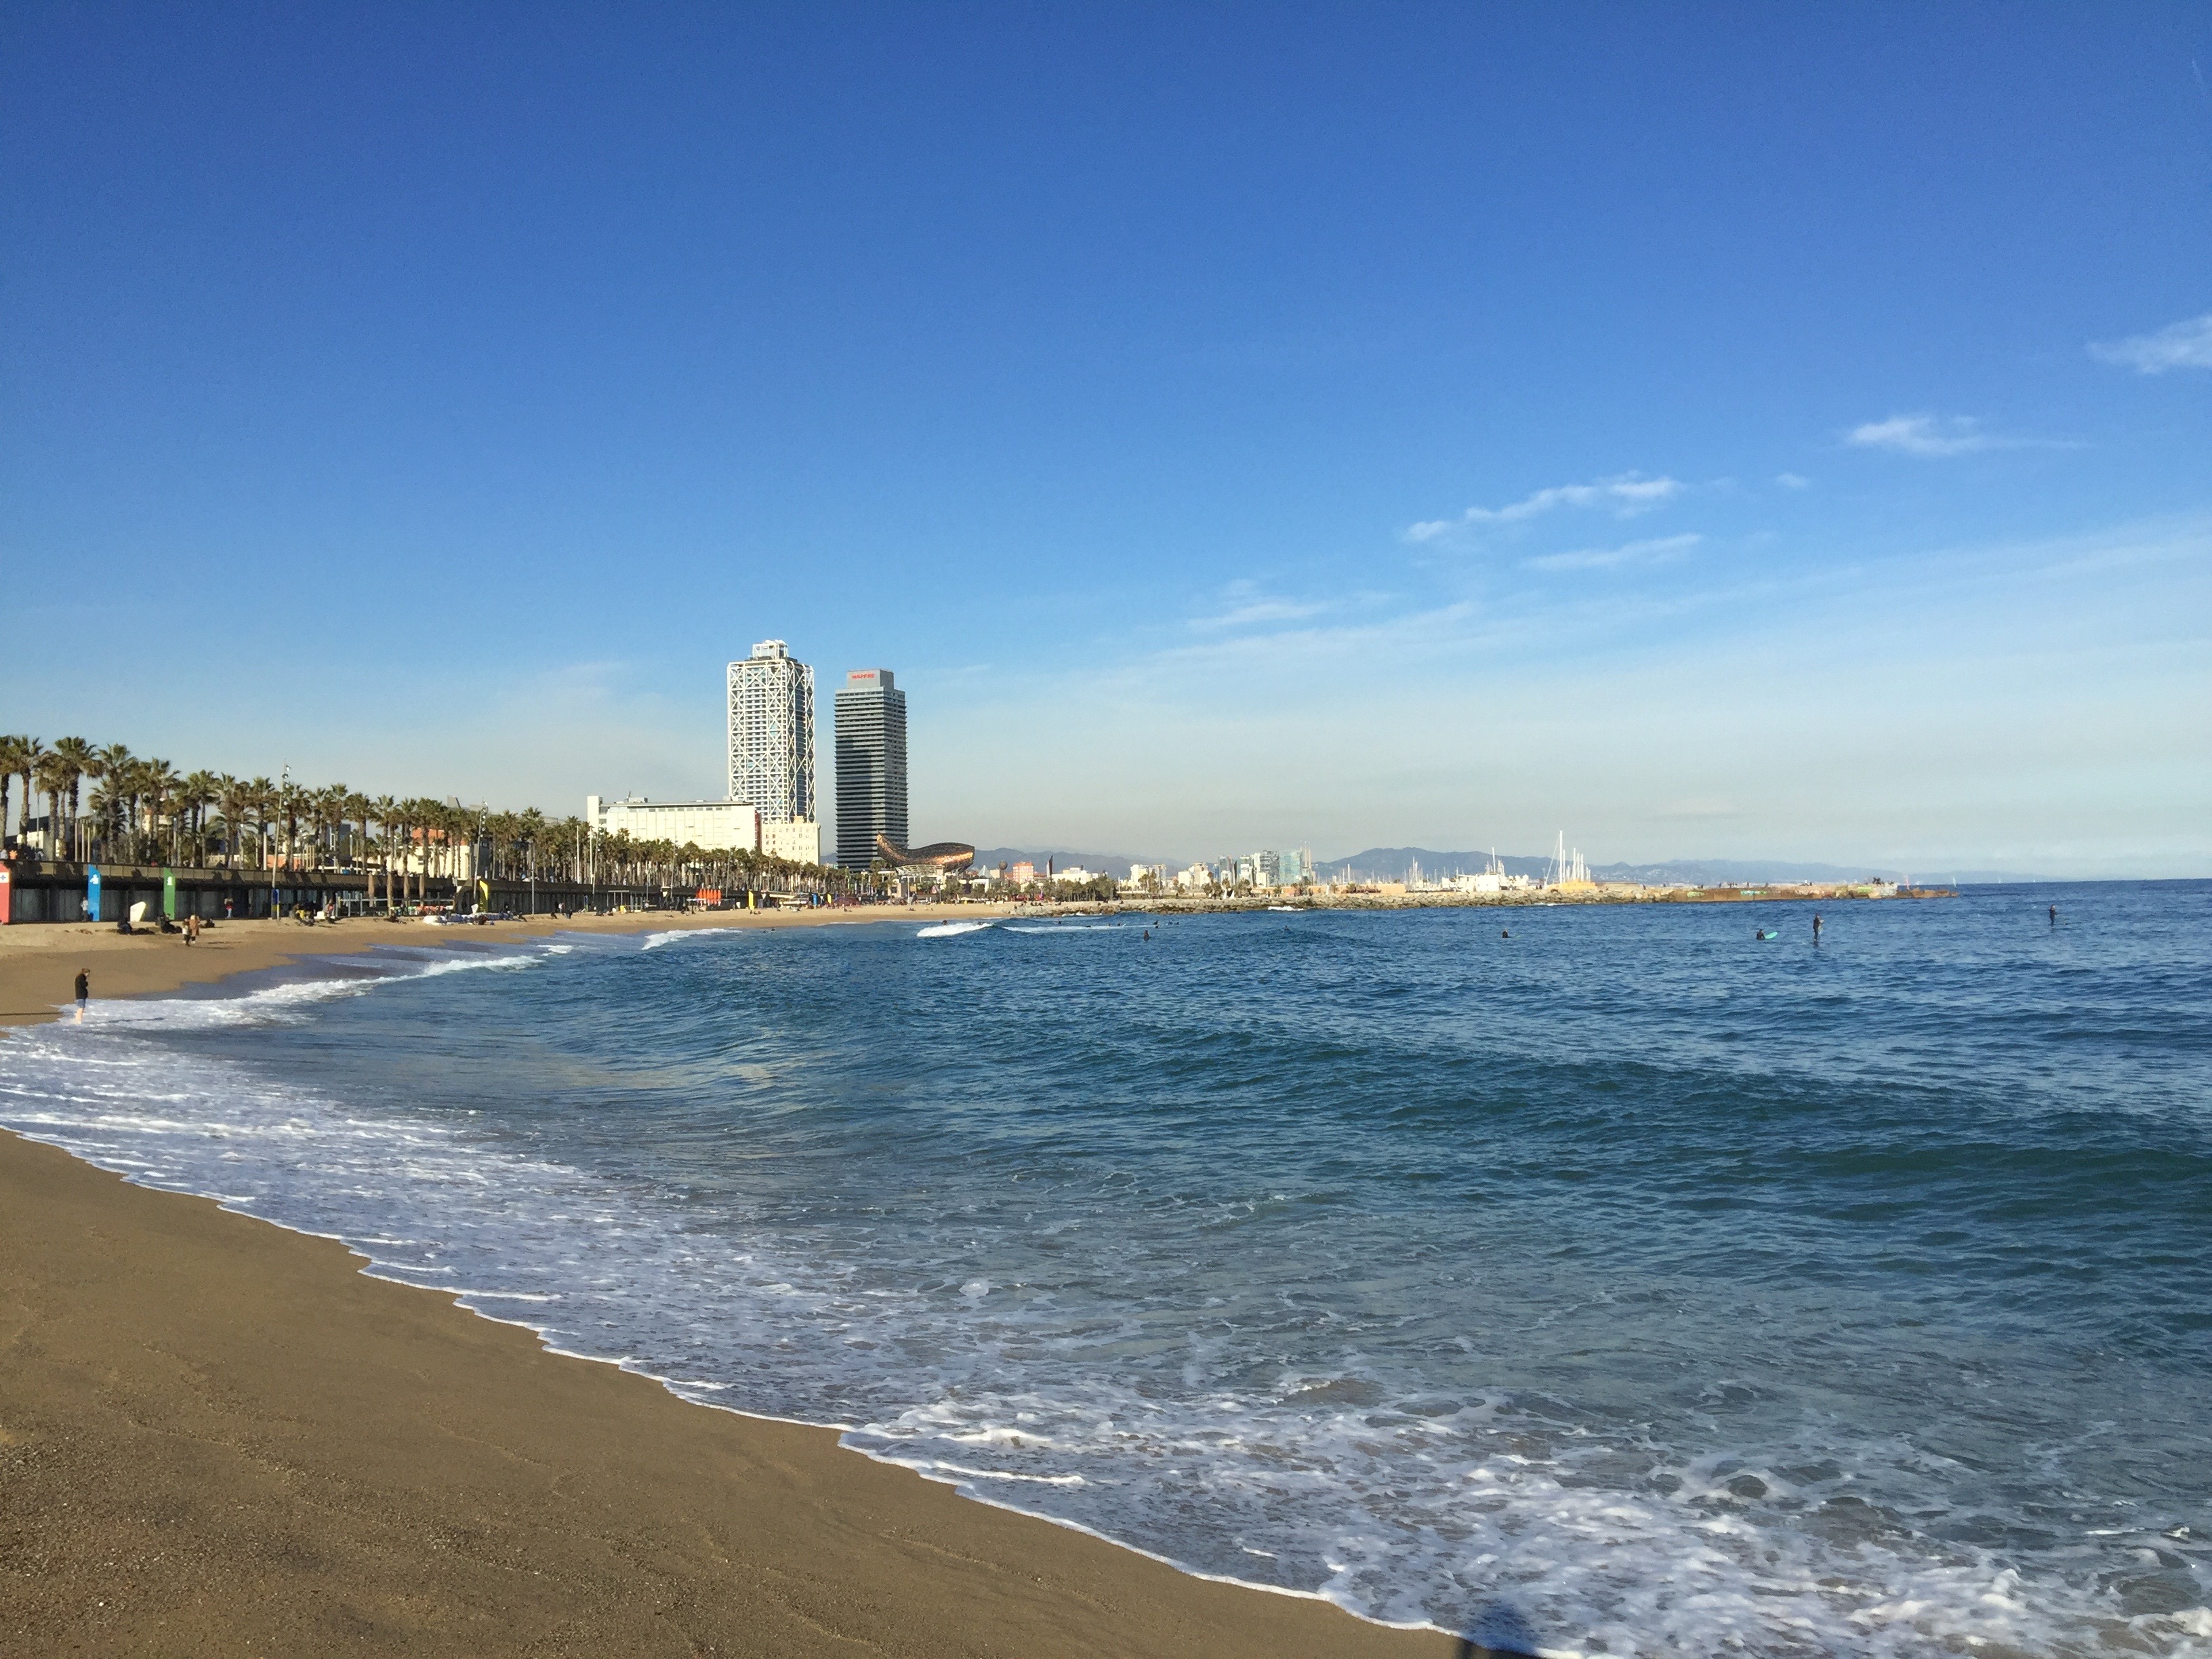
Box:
69, 949, 550, 1032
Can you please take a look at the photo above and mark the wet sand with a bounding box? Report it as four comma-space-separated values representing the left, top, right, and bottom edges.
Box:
0, 912, 1467, 1657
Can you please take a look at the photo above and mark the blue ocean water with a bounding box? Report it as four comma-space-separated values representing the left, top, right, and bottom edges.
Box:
3, 884, 2208, 1656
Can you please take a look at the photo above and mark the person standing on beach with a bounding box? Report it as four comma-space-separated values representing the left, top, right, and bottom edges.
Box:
73, 968, 89, 1021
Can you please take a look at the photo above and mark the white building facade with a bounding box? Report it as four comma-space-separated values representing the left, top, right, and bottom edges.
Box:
727, 640, 815, 824
586, 795, 760, 853
762, 819, 821, 865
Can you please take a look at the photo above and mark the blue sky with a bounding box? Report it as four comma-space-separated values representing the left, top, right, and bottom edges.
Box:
4, 4, 2208, 874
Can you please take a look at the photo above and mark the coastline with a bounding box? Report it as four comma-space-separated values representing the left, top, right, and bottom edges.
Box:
0, 914, 1470, 1657
0, 903, 1008, 1026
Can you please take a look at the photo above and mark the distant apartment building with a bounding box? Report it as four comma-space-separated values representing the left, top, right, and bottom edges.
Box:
587, 795, 760, 853
728, 640, 814, 824
1010, 861, 1036, 884
834, 668, 907, 868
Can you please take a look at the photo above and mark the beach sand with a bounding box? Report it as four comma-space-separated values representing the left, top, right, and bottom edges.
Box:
0, 911, 1466, 1657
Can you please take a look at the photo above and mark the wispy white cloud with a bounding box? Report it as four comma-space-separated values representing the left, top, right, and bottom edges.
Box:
1407, 472, 1682, 541
1844, 413, 2059, 457
1186, 580, 1399, 634
1189, 594, 1332, 631
1524, 533, 1702, 573
1776, 472, 1811, 490
2089, 312, 2212, 374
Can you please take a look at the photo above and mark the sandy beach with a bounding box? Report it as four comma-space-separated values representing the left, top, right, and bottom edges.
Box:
0, 904, 1000, 1027
0, 910, 1466, 1657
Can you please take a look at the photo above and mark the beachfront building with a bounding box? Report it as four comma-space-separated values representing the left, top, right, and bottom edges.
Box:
763, 819, 821, 864
587, 795, 760, 853
728, 640, 815, 825
834, 668, 907, 868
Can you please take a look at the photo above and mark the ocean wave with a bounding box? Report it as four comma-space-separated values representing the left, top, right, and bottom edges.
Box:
64, 949, 549, 1029
3, 890, 2205, 1657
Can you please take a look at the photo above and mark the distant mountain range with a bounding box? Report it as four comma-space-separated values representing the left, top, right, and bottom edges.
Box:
1311, 848, 2047, 885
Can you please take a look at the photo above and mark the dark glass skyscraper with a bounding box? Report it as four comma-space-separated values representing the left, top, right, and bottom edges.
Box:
834, 668, 907, 868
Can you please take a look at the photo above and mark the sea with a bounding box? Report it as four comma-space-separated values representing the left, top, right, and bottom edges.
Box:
2, 882, 2207, 1657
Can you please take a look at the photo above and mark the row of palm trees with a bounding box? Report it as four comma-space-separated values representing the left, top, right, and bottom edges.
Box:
0, 733, 877, 903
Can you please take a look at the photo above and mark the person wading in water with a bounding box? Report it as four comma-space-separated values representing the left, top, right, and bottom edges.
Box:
73, 968, 89, 1021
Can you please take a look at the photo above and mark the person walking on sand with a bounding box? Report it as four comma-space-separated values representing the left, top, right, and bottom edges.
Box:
73, 968, 89, 1021
184, 913, 200, 946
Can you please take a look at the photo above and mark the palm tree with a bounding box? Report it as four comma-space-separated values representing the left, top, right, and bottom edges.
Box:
243, 778, 276, 872
214, 775, 251, 869
276, 780, 306, 872
342, 791, 371, 872
390, 798, 415, 901
0, 734, 30, 848
8, 737, 42, 851
89, 742, 134, 859
369, 795, 398, 903
48, 737, 96, 861
33, 751, 75, 862
140, 759, 180, 865
306, 783, 343, 869
178, 771, 220, 864
87, 769, 125, 864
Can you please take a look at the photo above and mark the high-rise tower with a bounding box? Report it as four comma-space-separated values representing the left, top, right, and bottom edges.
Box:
726, 640, 814, 823
834, 668, 907, 868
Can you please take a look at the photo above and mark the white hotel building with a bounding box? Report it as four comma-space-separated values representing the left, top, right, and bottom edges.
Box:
728, 639, 814, 825
586, 796, 759, 853
583, 796, 823, 863
727, 638, 821, 862
583, 638, 825, 866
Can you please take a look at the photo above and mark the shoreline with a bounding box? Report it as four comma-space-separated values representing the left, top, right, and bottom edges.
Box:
0, 902, 1008, 1025
0, 913, 1475, 1657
